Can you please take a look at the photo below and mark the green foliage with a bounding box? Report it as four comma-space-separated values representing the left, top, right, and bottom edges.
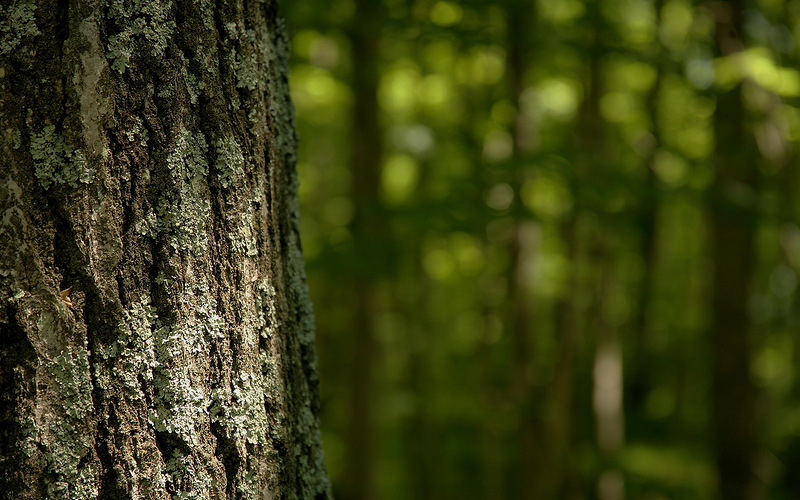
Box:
286, 0, 800, 498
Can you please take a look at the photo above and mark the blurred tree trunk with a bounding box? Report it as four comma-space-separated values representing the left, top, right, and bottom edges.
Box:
0, 1, 331, 498
343, 1, 384, 499
502, 1, 544, 497
402, 156, 442, 500
402, 261, 438, 500
577, 8, 625, 499
628, 0, 664, 421
478, 303, 505, 500
709, 1, 761, 499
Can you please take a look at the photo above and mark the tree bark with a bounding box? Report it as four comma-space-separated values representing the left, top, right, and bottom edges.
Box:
0, 1, 331, 498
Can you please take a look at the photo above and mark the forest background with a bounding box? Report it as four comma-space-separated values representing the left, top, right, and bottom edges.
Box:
284, 0, 800, 498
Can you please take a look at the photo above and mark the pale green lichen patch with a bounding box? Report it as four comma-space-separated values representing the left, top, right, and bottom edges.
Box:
258, 350, 281, 404
255, 280, 279, 340
29, 125, 93, 190
210, 371, 270, 445
163, 450, 215, 500
150, 365, 209, 444
231, 47, 259, 91
45, 416, 98, 499
135, 209, 158, 238
104, 0, 175, 72
238, 469, 263, 500
192, 281, 226, 341
0, 1, 39, 57
150, 281, 222, 444
194, 0, 214, 31
151, 128, 210, 255
184, 68, 205, 105
43, 344, 99, 499
96, 288, 229, 496
48, 346, 94, 420
223, 23, 259, 91
11, 129, 23, 149
123, 116, 149, 147
214, 136, 245, 189
228, 203, 258, 257
95, 294, 159, 395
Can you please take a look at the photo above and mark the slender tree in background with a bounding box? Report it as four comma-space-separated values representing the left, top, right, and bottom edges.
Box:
0, 1, 330, 498
708, 1, 760, 498
578, 7, 626, 498
501, 1, 541, 498
343, 1, 384, 499
628, 0, 664, 423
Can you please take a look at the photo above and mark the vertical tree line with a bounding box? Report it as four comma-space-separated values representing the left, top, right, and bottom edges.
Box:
286, 0, 800, 498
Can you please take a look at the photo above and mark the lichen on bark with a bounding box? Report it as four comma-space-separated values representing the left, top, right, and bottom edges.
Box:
0, 1, 331, 498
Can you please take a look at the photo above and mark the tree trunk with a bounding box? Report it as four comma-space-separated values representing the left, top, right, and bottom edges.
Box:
0, 1, 331, 498
502, 2, 543, 497
342, 1, 384, 499
709, 1, 760, 499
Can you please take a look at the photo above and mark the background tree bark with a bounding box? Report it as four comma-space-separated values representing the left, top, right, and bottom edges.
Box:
0, 1, 331, 498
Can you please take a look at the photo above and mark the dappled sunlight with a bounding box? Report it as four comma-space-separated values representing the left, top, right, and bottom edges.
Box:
284, 0, 800, 498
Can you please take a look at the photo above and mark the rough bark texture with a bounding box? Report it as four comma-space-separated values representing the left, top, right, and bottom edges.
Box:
0, 1, 331, 498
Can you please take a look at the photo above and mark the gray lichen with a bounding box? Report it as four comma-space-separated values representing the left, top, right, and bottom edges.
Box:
95, 294, 159, 395
104, 0, 175, 73
150, 361, 210, 445
97, 286, 229, 496
29, 125, 93, 190
49, 346, 94, 420
163, 450, 215, 500
135, 209, 158, 238
43, 343, 98, 499
184, 68, 205, 105
232, 47, 259, 91
0, 0, 39, 57
123, 116, 149, 147
228, 203, 258, 257
154, 127, 211, 255
150, 281, 221, 444
214, 136, 245, 189
210, 371, 270, 446
223, 22, 260, 91
256, 280, 279, 339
